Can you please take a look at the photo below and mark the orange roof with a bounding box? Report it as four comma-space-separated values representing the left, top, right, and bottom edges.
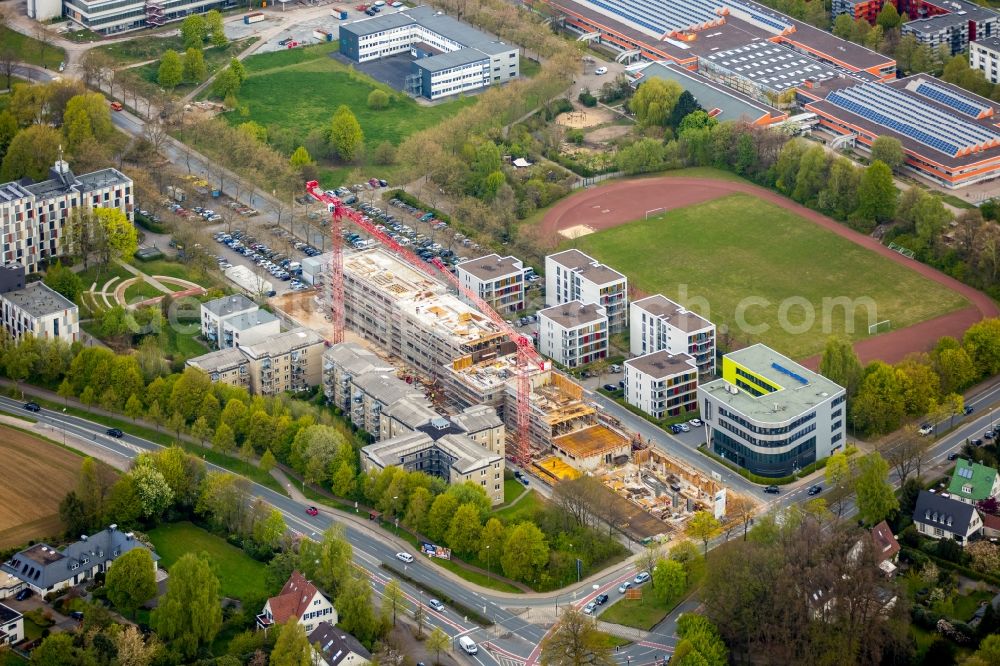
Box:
982, 513, 1000, 532
553, 425, 629, 459
267, 570, 321, 624
870, 521, 900, 563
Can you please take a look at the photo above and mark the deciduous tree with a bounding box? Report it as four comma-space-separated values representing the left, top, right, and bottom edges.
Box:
330, 105, 364, 162
382, 578, 404, 626
630, 77, 682, 126
425, 626, 449, 665
157, 50, 183, 89
856, 160, 897, 225
540, 608, 614, 666
854, 452, 898, 525
335, 573, 378, 646
501, 522, 548, 583
106, 548, 157, 618
686, 511, 721, 556
183, 48, 207, 83
0, 124, 61, 181
445, 502, 483, 557
270, 618, 311, 666
152, 552, 223, 659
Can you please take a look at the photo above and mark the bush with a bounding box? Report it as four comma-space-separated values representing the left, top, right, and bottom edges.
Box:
367, 89, 390, 110
578, 89, 597, 107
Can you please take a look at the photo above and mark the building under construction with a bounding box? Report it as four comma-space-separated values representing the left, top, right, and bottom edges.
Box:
342, 249, 510, 384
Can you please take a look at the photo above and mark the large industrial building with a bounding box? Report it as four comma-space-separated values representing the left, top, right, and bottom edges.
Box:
698, 344, 846, 477
339, 5, 520, 100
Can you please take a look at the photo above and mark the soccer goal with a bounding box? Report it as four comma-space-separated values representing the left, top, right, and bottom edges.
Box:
645, 207, 665, 220
868, 320, 891, 335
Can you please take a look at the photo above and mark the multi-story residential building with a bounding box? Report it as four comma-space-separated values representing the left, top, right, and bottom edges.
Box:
913, 490, 982, 545
544, 250, 627, 333
63, 0, 228, 35
322, 342, 395, 413
218, 310, 281, 349
257, 571, 337, 633
186, 348, 250, 391
456, 254, 525, 314
342, 249, 507, 384
0, 281, 79, 344
1, 525, 157, 595
697, 344, 846, 478
624, 351, 698, 419
901, 0, 998, 55
339, 6, 519, 100
971, 36, 1000, 84
948, 458, 1000, 505
630, 294, 716, 377
201, 294, 258, 347
538, 301, 608, 368
241, 329, 326, 396
0, 604, 23, 646
0, 160, 132, 274
350, 371, 425, 438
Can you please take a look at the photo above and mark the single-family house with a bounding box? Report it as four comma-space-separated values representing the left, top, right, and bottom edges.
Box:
913, 490, 982, 545
948, 458, 1000, 505
308, 621, 372, 666
257, 571, 336, 634
0, 603, 23, 646
848, 520, 901, 576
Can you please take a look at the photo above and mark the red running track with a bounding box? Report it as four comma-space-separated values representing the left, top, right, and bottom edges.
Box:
541, 177, 998, 368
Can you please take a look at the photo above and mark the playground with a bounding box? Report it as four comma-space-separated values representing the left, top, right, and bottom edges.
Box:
543, 173, 995, 364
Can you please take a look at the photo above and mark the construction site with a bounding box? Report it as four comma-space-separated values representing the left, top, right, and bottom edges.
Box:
270, 183, 757, 540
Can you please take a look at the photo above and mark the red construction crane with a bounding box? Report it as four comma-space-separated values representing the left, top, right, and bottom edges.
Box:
305, 181, 543, 467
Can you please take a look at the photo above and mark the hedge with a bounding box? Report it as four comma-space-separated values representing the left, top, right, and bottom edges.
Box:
904, 545, 1000, 588
134, 212, 169, 234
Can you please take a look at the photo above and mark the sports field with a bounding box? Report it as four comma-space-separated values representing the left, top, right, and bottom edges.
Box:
570, 193, 969, 359
0, 426, 83, 548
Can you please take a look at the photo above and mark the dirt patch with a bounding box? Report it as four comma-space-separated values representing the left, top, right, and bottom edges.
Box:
559, 224, 596, 239
586, 125, 631, 143
540, 176, 998, 366
555, 104, 617, 129
0, 426, 83, 548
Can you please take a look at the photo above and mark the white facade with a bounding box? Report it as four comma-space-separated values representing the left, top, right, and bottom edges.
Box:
26, 0, 62, 20
0, 282, 79, 344
625, 351, 698, 419
0, 162, 132, 274
630, 294, 716, 377
200, 294, 258, 347
0, 604, 23, 646
457, 254, 525, 314
219, 311, 281, 349
63, 0, 227, 35
538, 300, 608, 368
544, 250, 627, 333
971, 37, 1000, 84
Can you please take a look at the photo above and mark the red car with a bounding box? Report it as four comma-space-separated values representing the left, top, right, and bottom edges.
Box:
306, 506, 319, 516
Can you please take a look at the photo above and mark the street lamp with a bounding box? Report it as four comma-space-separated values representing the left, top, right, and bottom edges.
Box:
485, 545, 491, 578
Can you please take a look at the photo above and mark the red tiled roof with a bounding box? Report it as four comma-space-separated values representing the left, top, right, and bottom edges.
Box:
982, 513, 1000, 531
871, 521, 900, 563
266, 570, 320, 624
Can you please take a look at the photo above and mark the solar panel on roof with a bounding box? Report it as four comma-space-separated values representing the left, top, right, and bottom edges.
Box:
914, 81, 992, 118
959, 466, 974, 479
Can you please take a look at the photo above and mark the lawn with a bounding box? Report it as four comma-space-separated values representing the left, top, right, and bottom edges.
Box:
123, 280, 163, 303
502, 477, 525, 505
600, 593, 671, 630
119, 38, 256, 98
147, 521, 269, 602
952, 589, 994, 621
590, 631, 632, 649
492, 489, 544, 523
100, 34, 187, 65
227, 42, 476, 186
0, 26, 66, 70
570, 193, 969, 359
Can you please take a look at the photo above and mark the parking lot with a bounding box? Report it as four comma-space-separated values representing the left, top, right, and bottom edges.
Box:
247, 4, 409, 54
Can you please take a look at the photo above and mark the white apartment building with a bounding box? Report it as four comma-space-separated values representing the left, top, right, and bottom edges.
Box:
0, 161, 133, 274
971, 36, 1000, 84
0, 282, 79, 344
544, 249, 627, 333
218, 310, 281, 349
322, 342, 395, 414
457, 254, 525, 314
200, 294, 258, 347
63, 0, 228, 35
625, 350, 698, 419
630, 294, 716, 377
538, 300, 608, 368
186, 348, 249, 391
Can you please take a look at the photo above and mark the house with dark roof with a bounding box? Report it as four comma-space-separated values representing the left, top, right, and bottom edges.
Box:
308, 621, 372, 666
948, 458, 1000, 505
257, 571, 336, 634
913, 490, 982, 545
849, 520, 900, 576
0, 525, 157, 594
0, 603, 23, 646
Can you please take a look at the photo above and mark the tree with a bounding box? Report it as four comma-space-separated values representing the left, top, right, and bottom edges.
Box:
230, 57, 247, 84
852, 361, 906, 435
290, 146, 313, 169
114, 625, 159, 666
44, 261, 84, 301
1, 124, 62, 181
192, 416, 212, 446
63, 92, 114, 150
260, 449, 277, 473
652, 558, 686, 603
335, 573, 378, 646
382, 578, 404, 626
854, 452, 898, 525
426, 493, 459, 542
367, 89, 390, 110
445, 502, 483, 557
856, 160, 897, 224
825, 450, 855, 518
299, 525, 353, 596
31, 633, 77, 665
686, 511, 721, 556
413, 601, 426, 639
206, 10, 227, 46
674, 614, 727, 666
181, 14, 206, 49
131, 460, 174, 519
158, 50, 184, 89
184, 48, 208, 83
668, 90, 701, 129
330, 105, 364, 162
77, 456, 116, 529
963, 318, 1000, 377
540, 608, 614, 666
0, 110, 16, 158
106, 548, 157, 618
213, 422, 236, 453
212, 67, 242, 99
631, 78, 682, 126
870, 136, 904, 172
270, 618, 311, 666
501, 522, 549, 583
616, 138, 666, 175
151, 552, 222, 658
94, 208, 138, 266
59, 491, 88, 538
425, 626, 450, 665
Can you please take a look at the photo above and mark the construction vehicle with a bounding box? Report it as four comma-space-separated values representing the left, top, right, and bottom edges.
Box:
305, 180, 544, 467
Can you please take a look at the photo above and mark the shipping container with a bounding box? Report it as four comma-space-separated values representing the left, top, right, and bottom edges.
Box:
313, 29, 333, 41
244, 11, 265, 23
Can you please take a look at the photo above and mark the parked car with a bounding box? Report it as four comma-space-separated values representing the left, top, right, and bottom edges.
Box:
764, 485, 780, 494
583, 602, 597, 615
106, 428, 124, 438
670, 424, 682, 434
306, 506, 319, 516
807, 484, 822, 496
972, 438, 984, 447
594, 66, 608, 75
15, 589, 33, 601
948, 452, 959, 461
678, 423, 690, 433
396, 552, 414, 563
633, 572, 651, 584
618, 581, 632, 594
689, 418, 703, 427
918, 423, 934, 436
595, 593, 609, 605
69, 611, 84, 621
603, 383, 617, 392
428, 599, 445, 612
23, 401, 40, 412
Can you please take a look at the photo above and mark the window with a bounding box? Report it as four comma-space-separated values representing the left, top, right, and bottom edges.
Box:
934, 527, 944, 537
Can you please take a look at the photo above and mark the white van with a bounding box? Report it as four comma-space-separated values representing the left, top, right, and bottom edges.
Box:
459, 637, 478, 655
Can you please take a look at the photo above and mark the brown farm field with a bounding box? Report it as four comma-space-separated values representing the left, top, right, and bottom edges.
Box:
0, 427, 84, 549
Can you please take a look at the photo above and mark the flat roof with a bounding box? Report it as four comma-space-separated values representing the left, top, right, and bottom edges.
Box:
324, 342, 394, 376
553, 424, 629, 459
415, 48, 488, 72
637, 62, 781, 123
225, 309, 279, 331
0, 182, 33, 204
632, 294, 713, 333
75, 168, 131, 192
2, 282, 75, 318
576, 261, 626, 285
353, 371, 422, 405
547, 249, 625, 285
702, 40, 837, 92
187, 348, 247, 373
203, 294, 257, 317
363, 430, 500, 473
241, 327, 324, 358
341, 10, 414, 37
701, 343, 844, 423
626, 350, 696, 378
973, 36, 1000, 52
457, 254, 524, 281
540, 300, 606, 328
903, 0, 997, 33
547, 249, 596, 270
